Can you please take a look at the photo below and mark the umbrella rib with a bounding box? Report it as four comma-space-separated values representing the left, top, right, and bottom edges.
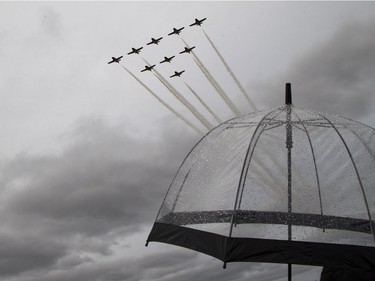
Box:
291, 123, 306, 132
150, 127, 216, 224
229, 107, 287, 237
264, 122, 285, 131
292, 110, 325, 231
341, 124, 375, 162
301, 107, 375, 161
314, 112, 375, 243
153, 115, 241, 224
237, 110, 287, 212
236, 108, 294, 214
171, 169, 191, 213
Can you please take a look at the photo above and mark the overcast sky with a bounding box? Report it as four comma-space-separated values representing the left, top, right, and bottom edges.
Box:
1, 1, 375, 281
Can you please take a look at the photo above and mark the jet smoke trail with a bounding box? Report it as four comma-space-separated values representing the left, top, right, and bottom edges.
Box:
141, 58, 214, 130
153, 69, 213, 130
183, 81, 222, 124
120, 64, 203, 134
202, 30, 257, 111
191, 52, 242, 117
180, 38, 242, 117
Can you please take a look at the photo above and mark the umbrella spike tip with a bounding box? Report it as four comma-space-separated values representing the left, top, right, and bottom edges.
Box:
285, 83, 292, 105
145, 241, 149, 247
223, 262, 227, 269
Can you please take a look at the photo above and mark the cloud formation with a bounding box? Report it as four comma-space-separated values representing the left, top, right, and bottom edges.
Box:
256, 20, 375, 119
0, 116, 197, 279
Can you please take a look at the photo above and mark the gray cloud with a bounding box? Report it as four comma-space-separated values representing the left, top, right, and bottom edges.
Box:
0, 233, 66, 277
255, 20, 375, 119
6, 240, 319, 281
2, 117, 195, 231
0, 116, 197, 278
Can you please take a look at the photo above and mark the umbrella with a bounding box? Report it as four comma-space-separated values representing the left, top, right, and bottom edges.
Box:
146, 84, 375, 280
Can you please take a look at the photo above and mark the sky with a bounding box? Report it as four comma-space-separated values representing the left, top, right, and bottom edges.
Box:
0, 1, 375, 280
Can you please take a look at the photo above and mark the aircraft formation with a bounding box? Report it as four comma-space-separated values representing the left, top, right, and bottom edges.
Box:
108, 18, 206, 78
108, 17, 257, 134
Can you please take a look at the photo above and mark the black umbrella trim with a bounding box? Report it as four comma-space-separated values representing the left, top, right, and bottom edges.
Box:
147, 222, 375, 270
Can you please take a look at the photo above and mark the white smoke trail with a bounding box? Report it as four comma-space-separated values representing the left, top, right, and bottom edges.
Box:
120, 64, 203, 134
191, 54, 242, 117
141, 57, 213, 130
180, 38, 242, 117
183, 81, 222, 124
140, 57, 213, 130
202, 30, 257, 111
152, 68, 213, 130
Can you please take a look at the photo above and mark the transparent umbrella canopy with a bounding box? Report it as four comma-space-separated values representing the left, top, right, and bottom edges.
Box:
147, 84, 375, 278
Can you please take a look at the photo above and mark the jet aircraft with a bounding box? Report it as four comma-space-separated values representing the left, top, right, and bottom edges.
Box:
127, 47, 143, 55
189, 18, 207, 27
159, 56, 175, 64
179, 46, 195, 54
108, 56, 123, 64
170, 70, 185, 78
141, 65, 156, 72
146, 37, 163, 45
168, 27, 184, 36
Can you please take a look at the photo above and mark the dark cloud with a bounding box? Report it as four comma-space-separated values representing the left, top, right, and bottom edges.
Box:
0, 116, 198, 279
0, 233, 66, 277
7, 241, 319, 281
255, 20, 375, 119
2, 117, 195, 233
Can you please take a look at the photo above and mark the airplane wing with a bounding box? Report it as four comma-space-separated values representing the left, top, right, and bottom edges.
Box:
163, 56, 174, 63
170, 70, 184, 77
108, 56, 122, 64
169, 28, 184, 35
128, 48, 142, 54
190, 18, 206, 26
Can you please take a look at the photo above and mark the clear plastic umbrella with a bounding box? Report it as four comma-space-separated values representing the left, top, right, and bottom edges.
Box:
147, 84, 375, 280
